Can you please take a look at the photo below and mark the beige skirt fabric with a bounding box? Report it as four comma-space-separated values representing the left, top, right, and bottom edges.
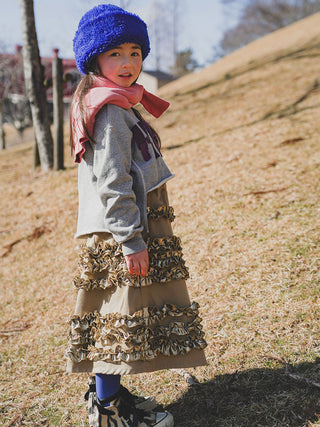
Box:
66, 184, 207, 375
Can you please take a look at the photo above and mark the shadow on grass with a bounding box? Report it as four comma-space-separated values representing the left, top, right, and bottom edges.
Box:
168, 361, 320, 427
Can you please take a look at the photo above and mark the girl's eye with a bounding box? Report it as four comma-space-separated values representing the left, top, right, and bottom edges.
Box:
132, 51, 141, 57
110, 52, 120, 57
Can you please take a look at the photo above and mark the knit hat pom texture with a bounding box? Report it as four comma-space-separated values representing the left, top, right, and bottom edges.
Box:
73, 4, 150, 74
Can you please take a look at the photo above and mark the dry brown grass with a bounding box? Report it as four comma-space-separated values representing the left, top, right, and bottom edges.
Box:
2, 12, 320, 426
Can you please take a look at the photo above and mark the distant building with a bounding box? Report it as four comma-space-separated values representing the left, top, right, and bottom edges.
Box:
43, 49, 81, 105
137, 70, 176, 93
0, 46, 81, 124
0, 46, 80, 102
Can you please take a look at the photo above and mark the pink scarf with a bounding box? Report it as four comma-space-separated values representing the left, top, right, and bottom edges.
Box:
72, 76, 170, 163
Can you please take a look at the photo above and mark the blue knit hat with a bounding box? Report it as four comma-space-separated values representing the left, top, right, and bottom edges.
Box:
73, 4, 150, 74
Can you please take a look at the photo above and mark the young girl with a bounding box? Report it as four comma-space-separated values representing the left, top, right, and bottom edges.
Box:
66, 4, 207, 426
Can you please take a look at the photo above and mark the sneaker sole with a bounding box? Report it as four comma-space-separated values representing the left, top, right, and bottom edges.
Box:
157, 411, 174, 427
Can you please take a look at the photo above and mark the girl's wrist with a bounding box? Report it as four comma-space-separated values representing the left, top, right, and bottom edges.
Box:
121, 234, 146, 256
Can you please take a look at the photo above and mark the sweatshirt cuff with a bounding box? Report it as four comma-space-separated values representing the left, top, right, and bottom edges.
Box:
121, 234, 147, 256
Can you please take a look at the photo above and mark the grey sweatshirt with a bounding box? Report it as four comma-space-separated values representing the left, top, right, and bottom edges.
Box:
75, 104, 174, 255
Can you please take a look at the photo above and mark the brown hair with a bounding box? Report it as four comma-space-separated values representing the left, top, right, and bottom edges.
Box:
69, 59, 101, 153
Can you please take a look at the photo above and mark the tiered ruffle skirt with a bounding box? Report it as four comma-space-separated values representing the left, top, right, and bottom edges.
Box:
66, 184, 207, 374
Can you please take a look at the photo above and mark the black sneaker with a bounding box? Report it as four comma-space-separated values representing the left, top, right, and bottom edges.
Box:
85, 377, 173, 427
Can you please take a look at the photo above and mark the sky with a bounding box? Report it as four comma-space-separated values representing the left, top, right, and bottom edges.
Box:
2, 0, 241, 71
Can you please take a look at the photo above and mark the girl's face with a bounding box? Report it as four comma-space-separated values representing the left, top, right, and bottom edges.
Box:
97, 43, 143, 87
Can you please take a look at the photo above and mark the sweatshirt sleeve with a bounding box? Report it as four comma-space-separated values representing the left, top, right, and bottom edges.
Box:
91, 105, 146, 256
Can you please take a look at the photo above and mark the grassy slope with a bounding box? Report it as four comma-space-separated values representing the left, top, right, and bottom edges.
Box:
2, 12, 320, 426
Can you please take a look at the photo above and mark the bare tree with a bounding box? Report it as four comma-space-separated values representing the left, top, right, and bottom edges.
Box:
147, 1, 169, 70
171, 0, 182, 70
0, 55, 13, 150
0, 46, 32, 150
219, 0, 320, 57
146, 0, 184, 72
119, 0, 131, 8
170, 48, 198, 77
19, 0, 53, 171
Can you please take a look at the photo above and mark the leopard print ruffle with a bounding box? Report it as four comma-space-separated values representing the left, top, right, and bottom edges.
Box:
66, 302, 207, 363
73, 235, 189, 291
147, 205, 175, 222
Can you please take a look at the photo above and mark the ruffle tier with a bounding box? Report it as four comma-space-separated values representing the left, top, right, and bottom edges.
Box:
67, 302, 207, 364
73, 235, 189, 291
146, 205, 175, 222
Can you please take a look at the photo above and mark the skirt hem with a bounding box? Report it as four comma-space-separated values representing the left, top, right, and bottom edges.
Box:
66, 350, 207, 375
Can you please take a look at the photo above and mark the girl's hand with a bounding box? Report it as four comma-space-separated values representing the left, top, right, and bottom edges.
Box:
125, 249, 149, 277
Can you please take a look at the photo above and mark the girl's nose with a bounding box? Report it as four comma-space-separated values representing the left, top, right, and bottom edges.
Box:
121, 55, 132, 68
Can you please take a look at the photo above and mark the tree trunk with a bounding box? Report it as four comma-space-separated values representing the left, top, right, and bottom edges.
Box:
52, 56, 64, 170
33, 134, 40, 169
0, 101, 5, 150
19, 0, 53, 171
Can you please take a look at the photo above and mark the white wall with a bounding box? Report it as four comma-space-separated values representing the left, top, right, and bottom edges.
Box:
137, 72, 159, 93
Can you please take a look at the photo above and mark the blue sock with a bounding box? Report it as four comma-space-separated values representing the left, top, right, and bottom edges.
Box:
95, 374, 121, 407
